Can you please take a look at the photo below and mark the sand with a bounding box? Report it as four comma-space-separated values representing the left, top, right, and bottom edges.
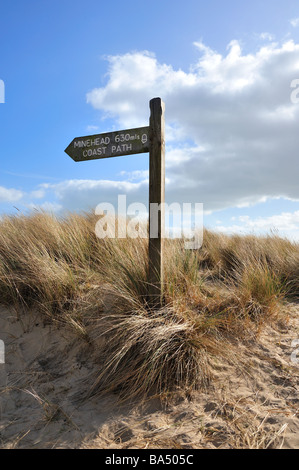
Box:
0, 303, 299, 449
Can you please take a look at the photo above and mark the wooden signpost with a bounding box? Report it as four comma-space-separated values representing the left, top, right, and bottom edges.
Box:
65, 97, 165, 307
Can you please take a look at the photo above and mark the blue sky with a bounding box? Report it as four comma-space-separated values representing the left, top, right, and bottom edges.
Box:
1, 0, 299, 240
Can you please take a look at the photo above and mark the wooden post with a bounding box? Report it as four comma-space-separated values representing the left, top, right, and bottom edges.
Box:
148, 97, 165, 307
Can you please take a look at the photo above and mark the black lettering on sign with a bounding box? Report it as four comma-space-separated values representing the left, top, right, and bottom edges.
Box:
65, 127, 150, 162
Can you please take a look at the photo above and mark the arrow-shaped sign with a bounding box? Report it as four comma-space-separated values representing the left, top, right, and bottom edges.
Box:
65, 126, 150, 162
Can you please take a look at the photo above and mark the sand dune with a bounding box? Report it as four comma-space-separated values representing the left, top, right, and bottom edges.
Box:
0, 302, 299, 449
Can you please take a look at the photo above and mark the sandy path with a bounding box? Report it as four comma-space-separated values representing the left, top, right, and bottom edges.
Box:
0, 303, 299, 449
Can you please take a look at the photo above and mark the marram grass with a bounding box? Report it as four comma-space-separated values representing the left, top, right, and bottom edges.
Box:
0, 211, 298, 400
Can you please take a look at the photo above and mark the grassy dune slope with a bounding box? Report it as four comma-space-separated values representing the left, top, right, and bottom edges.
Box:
0, 211, 298, 401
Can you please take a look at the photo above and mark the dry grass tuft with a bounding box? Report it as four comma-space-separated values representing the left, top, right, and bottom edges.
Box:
0, 211, 298, 400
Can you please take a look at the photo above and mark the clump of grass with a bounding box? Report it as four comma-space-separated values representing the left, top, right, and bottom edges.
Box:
0, 211, 298, 400
88, 300, 213, 400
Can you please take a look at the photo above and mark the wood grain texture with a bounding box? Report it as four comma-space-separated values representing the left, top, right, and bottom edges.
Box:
148, 97, 165, 307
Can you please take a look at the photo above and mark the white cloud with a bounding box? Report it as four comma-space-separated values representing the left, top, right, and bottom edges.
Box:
259, 32, 275, 41
86, 125, 99, 132
85, 40, 299, 213
214, 210, 299, 240
119, 169, 149, 181
45, 179, 149, 212
30, 188, 46, 199
0, 185, 23, 203
19, 39, 299, 236
25, 202, 63, 213
290, 18, 299, 28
